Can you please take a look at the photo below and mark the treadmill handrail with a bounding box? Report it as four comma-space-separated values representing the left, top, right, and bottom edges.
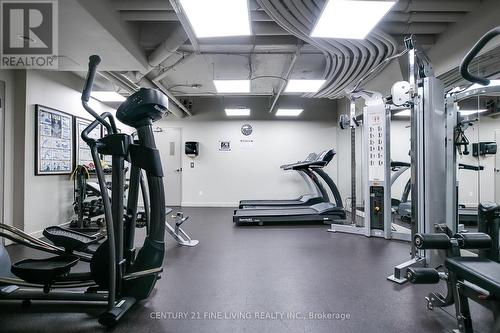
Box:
304, 169, 330, 202
282, 161, 328, 170
310, 168, 344, 208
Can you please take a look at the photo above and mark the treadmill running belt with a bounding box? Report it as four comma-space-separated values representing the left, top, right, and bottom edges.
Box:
233, 203, 346, 225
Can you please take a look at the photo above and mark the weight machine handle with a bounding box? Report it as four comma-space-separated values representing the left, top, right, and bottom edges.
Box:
460, 27, 500, 86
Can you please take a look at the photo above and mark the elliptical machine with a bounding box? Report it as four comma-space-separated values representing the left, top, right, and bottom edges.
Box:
0, 55, 169, 327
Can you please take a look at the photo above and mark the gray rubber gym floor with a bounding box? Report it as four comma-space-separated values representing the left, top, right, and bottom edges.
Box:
0, 207, 492, 333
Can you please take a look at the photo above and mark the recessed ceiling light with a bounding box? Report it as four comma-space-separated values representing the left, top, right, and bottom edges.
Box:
394, 109, 411, 117
459, 109, 487, 116
225, 108, 251, 116
284, 79, 326, 93
311, 0, 395, 39
179, 0, 251, 38
91, 91, 126, 102
276, 108, 304, 117
214, 80, 250, 93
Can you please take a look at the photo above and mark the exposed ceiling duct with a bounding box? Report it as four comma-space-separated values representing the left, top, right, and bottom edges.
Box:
108, 24, 191, 117
257, 0, 398, 99
107, 70, 189, 118
147, 24, 188, 69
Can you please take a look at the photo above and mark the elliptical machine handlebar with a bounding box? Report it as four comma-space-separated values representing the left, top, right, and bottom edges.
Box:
81, 112, 114, 144
82, 55, 101, 103
460, 27, 500, 86
81, 55, 117, 135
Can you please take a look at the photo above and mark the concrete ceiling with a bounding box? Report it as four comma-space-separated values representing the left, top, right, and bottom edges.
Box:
104, 0, 483, 97
58, 0, 148, 71
112, 0, 480, 51
60, 0, 500, 114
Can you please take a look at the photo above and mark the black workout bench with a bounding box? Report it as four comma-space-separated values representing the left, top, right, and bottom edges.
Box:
407, 203, 500, 333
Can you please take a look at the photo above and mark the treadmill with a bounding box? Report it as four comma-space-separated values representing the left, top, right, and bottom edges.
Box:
233, 149, 346, 225
238, 152, 326, 209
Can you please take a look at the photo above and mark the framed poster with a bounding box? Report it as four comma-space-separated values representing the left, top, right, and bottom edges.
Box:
74, 117, 101, 168
35, 105, 74, 175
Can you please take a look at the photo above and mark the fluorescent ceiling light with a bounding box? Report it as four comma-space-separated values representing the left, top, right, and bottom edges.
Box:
225, 108, 251, 116
179, 0, 251, 38
394, 109, 411, 117
311, 0, 395, 39
91, 91, 126, 102
214, 80, 250, 94
459, 109, 487, 116
284, 79, 326, 93
276, 108, 304, 117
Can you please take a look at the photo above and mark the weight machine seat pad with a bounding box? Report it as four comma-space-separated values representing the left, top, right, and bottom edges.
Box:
446, 257, 500, 298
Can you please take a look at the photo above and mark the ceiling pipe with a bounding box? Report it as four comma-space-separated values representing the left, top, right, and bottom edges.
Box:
392, 0, 481, 12
152, 53, 196, 82
111, 0, 174, 11
102, 23, 193, 117
111, 23, 188, 89
165, 102, 187, 118
148, 24, 188, 68
169, 0, 200, 53
120, 10, 273, 22
108, 71, 189, 118
385, 12, 465, 23
268, 46, 301, 113
97, 72, 185, 118
257, 0, 397, 98
114, 70, 192, 117
98, 71, 138, 93
151, 78, 193, 116
252, 21, 290, 36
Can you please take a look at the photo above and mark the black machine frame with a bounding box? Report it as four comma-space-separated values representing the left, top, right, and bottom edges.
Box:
0, 55, 169, 327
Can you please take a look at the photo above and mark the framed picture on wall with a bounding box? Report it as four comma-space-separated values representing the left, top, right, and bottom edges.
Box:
35, 104, 74, 175
74, 117, 101, 169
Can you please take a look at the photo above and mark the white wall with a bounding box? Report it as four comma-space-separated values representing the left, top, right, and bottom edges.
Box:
156, 97, 339, 207
169, 120, 338, 207
21, 70, 126, 236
